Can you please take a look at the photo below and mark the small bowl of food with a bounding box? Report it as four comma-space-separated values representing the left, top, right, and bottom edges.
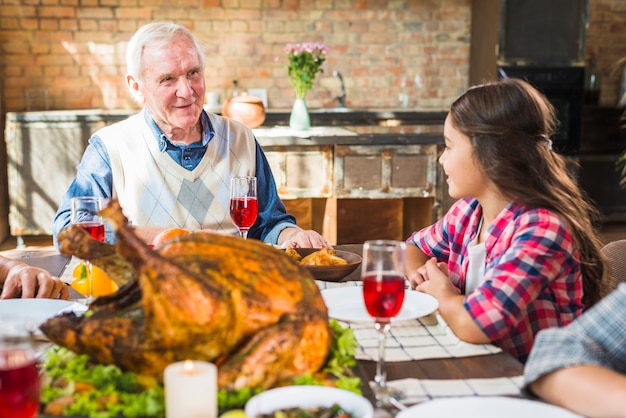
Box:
285, 247, 362, 282
244, 385, 373, 418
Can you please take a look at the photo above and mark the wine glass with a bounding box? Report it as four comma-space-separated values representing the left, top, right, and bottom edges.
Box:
0, 349, 39, 418
229, 176, 258, 239
70, 196, 105, 304
361, 239, 407, 408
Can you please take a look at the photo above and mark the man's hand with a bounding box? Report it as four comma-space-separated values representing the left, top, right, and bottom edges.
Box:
278, 228, 332, 249
1, 264, 69, 300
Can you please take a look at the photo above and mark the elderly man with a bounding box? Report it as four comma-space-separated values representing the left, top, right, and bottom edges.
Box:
53, 22, 329, 249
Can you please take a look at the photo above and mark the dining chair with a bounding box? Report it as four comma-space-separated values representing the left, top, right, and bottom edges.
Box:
601, 239, 626, 290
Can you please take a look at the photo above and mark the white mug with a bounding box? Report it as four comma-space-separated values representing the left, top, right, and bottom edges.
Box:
205, 92, 220, 108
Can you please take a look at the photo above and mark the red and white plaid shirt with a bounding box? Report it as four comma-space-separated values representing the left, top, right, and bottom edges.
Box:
408, 198, 584, 362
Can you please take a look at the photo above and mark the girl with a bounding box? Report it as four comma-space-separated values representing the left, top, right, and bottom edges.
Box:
406, 78, 609, 362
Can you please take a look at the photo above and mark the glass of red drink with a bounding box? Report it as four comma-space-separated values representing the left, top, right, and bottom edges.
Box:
230, 177, 258, 239
70, 196, 105, 304
361, 239, 407, 408
0, 349, 39, 418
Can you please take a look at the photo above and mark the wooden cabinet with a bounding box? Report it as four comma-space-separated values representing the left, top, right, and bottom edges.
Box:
334, 144, 437, 198
264, 145, 334, 198
262, 139, 443, 245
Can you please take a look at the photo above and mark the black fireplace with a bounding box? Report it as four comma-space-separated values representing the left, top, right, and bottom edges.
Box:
497, 66, 585, 156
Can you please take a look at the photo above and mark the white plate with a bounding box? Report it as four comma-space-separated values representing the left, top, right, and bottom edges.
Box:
0, 299, 86, 333
245, 385, 373, 418
396, 396, 584, 418
321, 287, 438, 323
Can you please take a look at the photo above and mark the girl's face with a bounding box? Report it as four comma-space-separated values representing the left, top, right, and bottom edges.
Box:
439, 115, 489, 200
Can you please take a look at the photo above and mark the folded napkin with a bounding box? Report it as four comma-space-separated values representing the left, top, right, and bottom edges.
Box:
349, 313, 502, 362
381, 375, 524, 406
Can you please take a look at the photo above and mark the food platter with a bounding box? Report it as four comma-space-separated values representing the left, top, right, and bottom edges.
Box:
291, 248, 362, 282
321, 287, 439, 323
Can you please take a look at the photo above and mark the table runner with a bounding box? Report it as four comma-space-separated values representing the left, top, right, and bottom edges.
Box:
317, 280, 503, 362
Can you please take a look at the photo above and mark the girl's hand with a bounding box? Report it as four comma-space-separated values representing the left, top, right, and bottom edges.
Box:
408, 257, 448, 289
411, 258, 458, 300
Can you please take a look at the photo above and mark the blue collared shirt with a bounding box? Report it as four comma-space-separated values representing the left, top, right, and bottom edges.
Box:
53, 109, 297, 247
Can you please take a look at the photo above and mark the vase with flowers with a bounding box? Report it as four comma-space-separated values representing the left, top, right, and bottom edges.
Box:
284, 42, 329, 130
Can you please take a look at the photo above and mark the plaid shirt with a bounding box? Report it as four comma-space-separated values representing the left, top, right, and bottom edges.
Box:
523, 284, 626, 388
408, 198, 583, 362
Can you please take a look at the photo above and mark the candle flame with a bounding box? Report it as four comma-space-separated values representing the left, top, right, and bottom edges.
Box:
183, 359, 195, 373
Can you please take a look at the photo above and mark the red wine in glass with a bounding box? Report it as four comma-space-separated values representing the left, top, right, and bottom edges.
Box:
363, 273, 406, 321
70, 196, 105, 304
0, 350, 39, 418
230, 197, 258, 230
230, 177, 258, 239
76, 221, 105, 242
361, 239, 407, 408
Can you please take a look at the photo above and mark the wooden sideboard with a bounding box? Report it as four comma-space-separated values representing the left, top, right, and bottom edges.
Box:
4, 109, 446, 244
255, 125, 445, 244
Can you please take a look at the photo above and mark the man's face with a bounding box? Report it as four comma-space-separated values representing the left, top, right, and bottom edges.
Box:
130, 35, 206, 137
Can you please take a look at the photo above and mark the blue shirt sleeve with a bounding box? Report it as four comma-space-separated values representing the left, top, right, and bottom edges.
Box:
248, 141, 298, 244
52, 135, 115, 248
524, 283, 626, 388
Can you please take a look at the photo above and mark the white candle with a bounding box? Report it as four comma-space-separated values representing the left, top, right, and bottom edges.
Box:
164, 360, 217, 418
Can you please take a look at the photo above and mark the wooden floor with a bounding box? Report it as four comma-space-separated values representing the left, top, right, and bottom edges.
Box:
3, 222, 626, 251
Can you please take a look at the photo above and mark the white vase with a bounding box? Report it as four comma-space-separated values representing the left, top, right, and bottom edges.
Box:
289, 98, 311, 130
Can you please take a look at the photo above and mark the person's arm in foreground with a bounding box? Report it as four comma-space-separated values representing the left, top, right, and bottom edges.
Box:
0, 255, 69, 299
530, 365, 626, 418
525, 284, 626, 418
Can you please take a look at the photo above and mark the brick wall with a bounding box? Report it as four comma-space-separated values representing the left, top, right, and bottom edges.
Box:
1, 1, 624, 113
0, 0, 472, 112
586, 0, 626, 106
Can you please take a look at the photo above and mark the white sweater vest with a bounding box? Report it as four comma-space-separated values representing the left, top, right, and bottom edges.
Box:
98, 112, 256, 233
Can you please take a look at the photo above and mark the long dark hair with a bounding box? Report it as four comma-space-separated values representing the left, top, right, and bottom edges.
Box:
449, 78, 609, 308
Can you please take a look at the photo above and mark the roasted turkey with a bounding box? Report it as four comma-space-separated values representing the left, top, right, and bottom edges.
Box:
40, 200, 332, 391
